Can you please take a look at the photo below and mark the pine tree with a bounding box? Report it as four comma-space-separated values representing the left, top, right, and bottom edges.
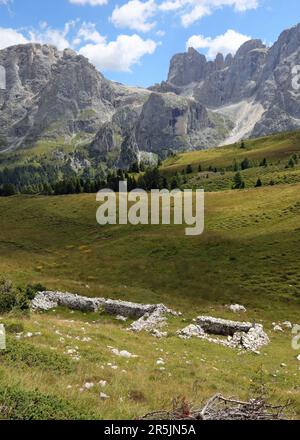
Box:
255, 178, 262, 187
233, 172, 245, 189
186, 164, 193, 174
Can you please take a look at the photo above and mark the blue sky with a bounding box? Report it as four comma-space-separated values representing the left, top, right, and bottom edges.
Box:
0, 0, 300, 86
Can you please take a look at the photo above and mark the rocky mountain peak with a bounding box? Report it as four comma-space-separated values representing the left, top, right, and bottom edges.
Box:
235, 39, 266, 58
1, 23, 300, 165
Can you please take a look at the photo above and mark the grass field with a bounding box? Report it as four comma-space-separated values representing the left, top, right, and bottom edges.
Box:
0, 180, 299, 419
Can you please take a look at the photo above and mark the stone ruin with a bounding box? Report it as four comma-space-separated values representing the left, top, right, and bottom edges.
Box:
31, 291, 178, 335
177, 316, 269, 352
31, 292, 270, 351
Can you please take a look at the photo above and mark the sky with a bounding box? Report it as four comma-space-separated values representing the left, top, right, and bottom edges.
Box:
0, 0, 300, 87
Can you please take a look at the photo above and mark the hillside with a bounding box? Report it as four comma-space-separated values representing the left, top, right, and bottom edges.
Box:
160, 130, 300, 192
0, 179, 299, 418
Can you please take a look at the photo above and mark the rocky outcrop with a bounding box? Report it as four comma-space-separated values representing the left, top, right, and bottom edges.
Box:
136, 92, 212, 154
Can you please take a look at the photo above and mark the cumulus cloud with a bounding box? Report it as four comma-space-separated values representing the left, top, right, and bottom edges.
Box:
160, 0, 260, 27
75, 22, 105, 44
0, 20, 158, 73
0, 28, 29, 50
69, 0, 108, 5
110, 0, 157, 32
186, 29, 251, 58
28, 21, 77, 50
109, 0, 260, 31
79, 34, 158, 71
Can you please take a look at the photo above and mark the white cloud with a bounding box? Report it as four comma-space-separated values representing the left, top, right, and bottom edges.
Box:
79, 34, 158, 71
181, 4, 211, 27
28, 21, 77, 51
110, 0, 157, 32
160, 0, 260, 27
0, 28, 29, 50
0, 20, 158, 73
69, 0, 108, 6
76, 22, 105, 44
186, 29, 251, 58
156, 30, 166, 37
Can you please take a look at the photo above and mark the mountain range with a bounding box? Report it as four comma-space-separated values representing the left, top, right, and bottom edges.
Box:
0, 23, 300, 167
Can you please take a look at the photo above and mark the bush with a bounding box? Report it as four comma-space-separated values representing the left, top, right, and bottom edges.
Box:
0, 279, 45, 315
5, 322, 25, 334
0, 279, 18, 314
0, 384, 96, 420
1, 338, 75, 374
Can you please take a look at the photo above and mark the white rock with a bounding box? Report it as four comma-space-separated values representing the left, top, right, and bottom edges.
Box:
116, 315, 127, 322
99, 380, 107, 387
273, 325, 283, 332
100, 392, 110, 400
281, 321, 292, 329
228, 304, 247, 313
110, 347, 138, 358
84, 382, 94, 390
151, 329, 168, 338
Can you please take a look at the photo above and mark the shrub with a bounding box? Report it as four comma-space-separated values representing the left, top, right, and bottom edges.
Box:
0, 384, 96, 420
1, 338, 75, 374
0, 279, 45, 315
0, 279, 18, 314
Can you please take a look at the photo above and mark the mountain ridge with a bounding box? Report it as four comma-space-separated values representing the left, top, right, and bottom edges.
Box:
1, 23, 300, 166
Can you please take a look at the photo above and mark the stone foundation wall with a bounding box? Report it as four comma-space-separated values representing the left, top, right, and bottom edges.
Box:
197, 316, 253, 336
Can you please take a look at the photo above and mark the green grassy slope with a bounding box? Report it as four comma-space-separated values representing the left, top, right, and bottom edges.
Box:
0, 182, 299, 419
161, 130, 300, 192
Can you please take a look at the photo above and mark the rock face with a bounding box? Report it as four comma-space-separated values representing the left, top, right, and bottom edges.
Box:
0, 44, 114, 150
155, 24, 300, 144
1, 23, 300, 162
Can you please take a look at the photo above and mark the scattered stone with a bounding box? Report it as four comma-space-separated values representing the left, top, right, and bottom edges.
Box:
281, 321, 292, 329
227, 304, 247, 313
109, 347, 138, 358
116, 315, 128, 322
83, 382, 94, 390
100, 392, 110, 400
156, 359, 165, 366
296, 355, 300, 361
129, 304, 176, 333
151, 329, 168, 338
273, 325, 283, 332
177, 324, 204, 339
99, 380, 107, 387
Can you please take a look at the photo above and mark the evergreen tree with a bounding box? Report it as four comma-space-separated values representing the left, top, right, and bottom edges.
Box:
241, 158, 250, 170
233, 172, 245, 189
186, 164, 193, 174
